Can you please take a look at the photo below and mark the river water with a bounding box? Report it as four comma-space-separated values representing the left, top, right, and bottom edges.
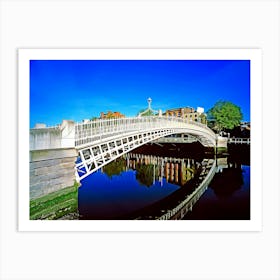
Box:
78, 143, 250, 220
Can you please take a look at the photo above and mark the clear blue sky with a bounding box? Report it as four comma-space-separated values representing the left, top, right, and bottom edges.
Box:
30, 60, 250, 127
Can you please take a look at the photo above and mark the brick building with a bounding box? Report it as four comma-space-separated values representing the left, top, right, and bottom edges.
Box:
164, 107, 206, 123
100, 111, 125, 119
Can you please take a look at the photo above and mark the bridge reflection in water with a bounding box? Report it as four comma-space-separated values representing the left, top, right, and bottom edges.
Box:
78, 147, 219, 220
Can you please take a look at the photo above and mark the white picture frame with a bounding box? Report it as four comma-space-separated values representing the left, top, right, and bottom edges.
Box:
18, 48, 262, 232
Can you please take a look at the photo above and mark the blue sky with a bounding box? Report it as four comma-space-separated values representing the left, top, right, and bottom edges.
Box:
30, 60, 250, 127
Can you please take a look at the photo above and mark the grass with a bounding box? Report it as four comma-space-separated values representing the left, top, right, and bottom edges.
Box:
216, 147, 228, 154
30, 181, 79, 220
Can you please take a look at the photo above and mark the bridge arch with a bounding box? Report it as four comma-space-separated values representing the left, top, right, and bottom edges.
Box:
75, 116, 216, 181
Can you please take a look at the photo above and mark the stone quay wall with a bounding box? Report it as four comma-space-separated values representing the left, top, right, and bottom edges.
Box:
30, 120, 78, 200
30, 148, 78, 200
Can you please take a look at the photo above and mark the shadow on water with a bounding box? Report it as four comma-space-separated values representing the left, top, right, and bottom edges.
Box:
78, 142, 250, 220
133, 142, 213, 159
211, 165, 244, 197
183, 144, 250, 220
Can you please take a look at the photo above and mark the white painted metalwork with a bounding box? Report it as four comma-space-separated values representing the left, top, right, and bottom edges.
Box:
152, 134, 199, 144
74, 116, 217, 181
228, 138, 250, 144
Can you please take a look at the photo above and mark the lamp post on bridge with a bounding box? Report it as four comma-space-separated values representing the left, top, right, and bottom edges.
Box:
147, 97, 152, 110
138, 97, 162, 117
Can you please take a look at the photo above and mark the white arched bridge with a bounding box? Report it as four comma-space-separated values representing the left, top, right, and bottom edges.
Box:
74, 116, 216, 181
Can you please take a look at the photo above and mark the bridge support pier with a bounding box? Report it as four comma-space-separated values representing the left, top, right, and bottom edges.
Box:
216, 136, 228, 154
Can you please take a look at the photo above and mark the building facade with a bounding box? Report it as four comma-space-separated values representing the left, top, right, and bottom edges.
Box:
164, 107, 206, 123
100, 111, 125, 119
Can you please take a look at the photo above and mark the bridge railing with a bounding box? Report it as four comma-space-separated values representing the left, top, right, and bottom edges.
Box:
228, 138, 250, 144
75, 116, 216, 147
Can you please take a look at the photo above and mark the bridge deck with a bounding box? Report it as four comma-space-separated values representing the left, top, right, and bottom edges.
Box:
74, 117, 217, 181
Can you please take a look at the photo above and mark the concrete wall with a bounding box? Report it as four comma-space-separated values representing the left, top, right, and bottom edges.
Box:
30, 127, 62, 150
30, 120, 75, 150
217, 136, 228, 148
30, 148, 78, 200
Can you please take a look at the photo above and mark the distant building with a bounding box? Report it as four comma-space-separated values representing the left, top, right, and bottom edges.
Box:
100, 111, 125, 119
34, 123, 47, 128
164, 106, 206, 123
196, 107, 204, 114
240, 121, 250, 130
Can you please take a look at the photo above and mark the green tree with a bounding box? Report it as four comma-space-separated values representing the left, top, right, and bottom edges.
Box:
136, 164, 155, 187
137, 109, 155, 117
200, 113, 207, 124
207, 101, 243, 132
103, 158, 126, 178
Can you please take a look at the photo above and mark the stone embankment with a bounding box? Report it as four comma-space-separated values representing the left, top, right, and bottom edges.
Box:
29, 120, 79, 220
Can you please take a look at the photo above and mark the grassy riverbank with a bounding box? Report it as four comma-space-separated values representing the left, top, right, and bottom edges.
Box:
30, 181, 79, 220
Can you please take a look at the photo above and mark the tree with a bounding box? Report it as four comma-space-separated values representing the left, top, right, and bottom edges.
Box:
207, 101, 243, 132
103, 158, 126, 178
199, 113, 207, 124
136, 164, 156, 187
137, 109, 155, 117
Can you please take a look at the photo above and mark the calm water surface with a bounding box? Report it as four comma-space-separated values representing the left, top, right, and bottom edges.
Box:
78, 144, 250, 220
184, 164, 250, 220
